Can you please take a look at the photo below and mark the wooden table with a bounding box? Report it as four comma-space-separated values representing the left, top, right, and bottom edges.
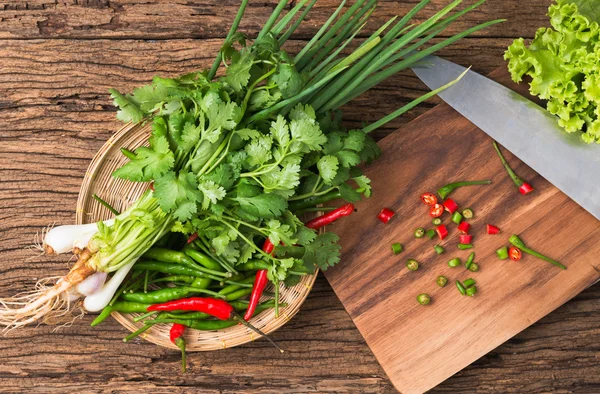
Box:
1, 1, 599, 392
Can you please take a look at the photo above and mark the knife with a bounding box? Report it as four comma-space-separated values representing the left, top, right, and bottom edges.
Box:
411, 55, 600, 220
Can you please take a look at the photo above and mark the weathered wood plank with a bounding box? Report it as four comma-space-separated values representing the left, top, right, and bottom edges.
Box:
0, 0, 549, 40
1, 1, 600, 392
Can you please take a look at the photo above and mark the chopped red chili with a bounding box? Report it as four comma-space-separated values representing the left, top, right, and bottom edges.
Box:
509, 246, 522, 261
435, 224, 449, 240
486, 224, 500, 235
459, 234, 473, 244
518, 183, 534, 195
378, 207, 395, 223
443, 198, 459, 214
457, 221, 470, 234
429, 204, 444, 218
420, 192, 437, 205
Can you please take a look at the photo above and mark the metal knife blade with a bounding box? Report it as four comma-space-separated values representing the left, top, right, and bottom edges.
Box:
411, 55, 600, 220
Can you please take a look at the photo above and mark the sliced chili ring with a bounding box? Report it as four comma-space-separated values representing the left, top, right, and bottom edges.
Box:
377, 208, 395, 223
509, 246, 522, 261
420, 192, 437, 206
518, 182, 534, 195
459, 234, 473, 244
429, 204, 444, 218
486, 224, 500, 235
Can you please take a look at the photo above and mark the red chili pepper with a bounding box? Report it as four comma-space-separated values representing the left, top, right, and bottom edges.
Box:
459, 234, 473, 244
186, 232, 199, 244
509, 246, 522, 261
486, 224, 500, 235
518, 183, 534, 195
443, 198, 459, 214
148, 297, 283, 352
420, 192, 437, 206
170, 323, 187, 372
149, 181, 155, 192
493, 141, 534, 196
457, 221, 471, 234
377, 207, 395, 223
435, 224, 448, 240
429, 204, 444, 218
305, 203, 355, 229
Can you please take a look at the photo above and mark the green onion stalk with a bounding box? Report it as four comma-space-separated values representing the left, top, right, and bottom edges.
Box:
0, 0, 502, 329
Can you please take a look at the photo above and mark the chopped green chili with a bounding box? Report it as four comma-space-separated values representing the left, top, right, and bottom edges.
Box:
392, 242, 403, 255
414, 227, 425, 238
465, 252, 475, 270
406, 259, 419, 271
456, 280, 466, 295
426, 229, 436, 239
432, 217, 442, 226
461, 208, 474, 219
462, 278, 476, 287
466, 286, 478, 297
468, 262, 480, 272
436, 275, 448, 287
417, 293, 431, 305
458, 244, 473, 250
448, 257, 461, 268
496, 246, 509, 260
451, 211, 463, 224
434, 245, 445, 255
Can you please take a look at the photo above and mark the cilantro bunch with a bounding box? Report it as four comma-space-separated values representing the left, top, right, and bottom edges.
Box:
106, 0, 499, 286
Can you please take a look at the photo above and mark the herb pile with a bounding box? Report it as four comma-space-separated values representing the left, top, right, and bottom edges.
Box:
0, 0, 502, 333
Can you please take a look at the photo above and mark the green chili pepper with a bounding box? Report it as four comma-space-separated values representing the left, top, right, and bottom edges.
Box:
451, 211, 463, 225
434, 245, 445, 255
458, 244, 473, 250
417, 293, 431, 305
218, 276, 256, 296
224, 287, 254, 301
432, 218, 442, 226
133, 261, 225, 281
406, 259, 419, 271
463, 278, 476, 287
461, 208, 474, 219
496, 246, 509, 260
143, 248, 230, 278
91, 301, 153, 327
456, 280, 466, 295
414, 227, 425, 238
466, 286, 477, 297
288, 190, 342, 212
468, 262, 480, 272
426, 229, 436, 239
184, 248, 224, 272
391, 243, 403, 255
151, 275, 196, 285
237, 259, 270, 271
465, 252, 475, 270
122, 286, 223, 304
448, 257, 461, 268
436, 276, 448, 287
437, 180, 492, 200
508, 235, 566, 270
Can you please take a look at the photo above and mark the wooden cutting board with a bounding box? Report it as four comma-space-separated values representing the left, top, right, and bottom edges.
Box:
323, 67, 600, 394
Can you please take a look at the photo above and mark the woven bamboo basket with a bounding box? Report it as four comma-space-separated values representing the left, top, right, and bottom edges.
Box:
75, 122, 319, 351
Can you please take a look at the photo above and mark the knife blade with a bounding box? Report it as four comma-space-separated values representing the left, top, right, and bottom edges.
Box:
411, 55, 600, 220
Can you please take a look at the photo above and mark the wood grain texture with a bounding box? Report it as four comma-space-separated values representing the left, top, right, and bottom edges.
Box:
323, 67, 600, 393
1, 0, 600, 393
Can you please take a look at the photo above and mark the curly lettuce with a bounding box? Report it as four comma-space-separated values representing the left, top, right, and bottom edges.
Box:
505, 0, 600, 143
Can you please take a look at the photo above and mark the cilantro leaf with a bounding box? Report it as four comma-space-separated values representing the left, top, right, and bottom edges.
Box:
202, 163, 239, 191
266, 219, 296, 246
289, 103, 316, 122
234, 194, 288, 219
153, 171, 203, 221
245, 135, 272, 167
323, 131, 345, 155
272, 63, 304, 99
270, 115, 290, 147
360, 135, 382, 164
353, 175, 372, 198
113, 135, 174, 182
198, 180, 227, 210
267, 257, 295, 282
336, 149, 361, 168
303, 232, 341, 272
317, 155, 339, 183
343, 129, 366, 152
260, 162, 301, 192
109, 88, 145, 123
338, 182, 362, 202
289, 118, 327, 152
132, 84, 168, 112
223, 49, 254, 92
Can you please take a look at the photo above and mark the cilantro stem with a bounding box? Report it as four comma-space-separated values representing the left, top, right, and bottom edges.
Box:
240, 67, 277, 121
288, 186, 336, 202
203, 131, 236, 175
217, 219, 277, 262
207, 0, 249, 80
